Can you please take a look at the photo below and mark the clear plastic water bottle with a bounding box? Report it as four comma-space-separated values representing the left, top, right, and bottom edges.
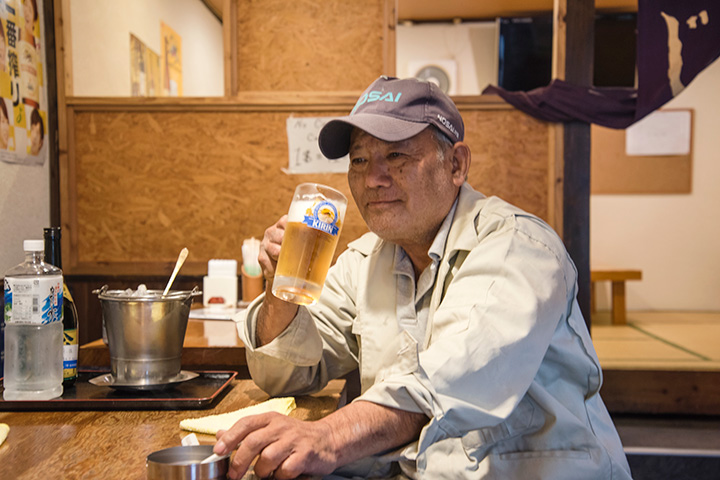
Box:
3, 239, 64, 400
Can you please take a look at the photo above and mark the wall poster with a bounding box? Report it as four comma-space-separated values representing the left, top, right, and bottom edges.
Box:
161, 22, 182, 97
129, 34, 146, 97
0, 0, 48, 166
130, 34, 161, 97
146, 46, 161, 97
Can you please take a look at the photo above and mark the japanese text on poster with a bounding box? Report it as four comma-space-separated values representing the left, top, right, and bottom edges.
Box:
0, 0, 48, 165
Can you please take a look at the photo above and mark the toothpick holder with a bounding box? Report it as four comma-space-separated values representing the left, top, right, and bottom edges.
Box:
241, 265, 264, 303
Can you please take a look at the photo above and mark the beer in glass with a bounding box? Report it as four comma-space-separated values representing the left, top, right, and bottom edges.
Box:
272, 183, 348, 305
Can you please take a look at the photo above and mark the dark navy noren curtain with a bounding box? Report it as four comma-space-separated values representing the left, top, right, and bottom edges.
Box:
483, 1, 720, 129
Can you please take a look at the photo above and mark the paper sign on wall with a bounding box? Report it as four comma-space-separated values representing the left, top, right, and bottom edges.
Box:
285, 116, 349, 174
626, 110, 692, 156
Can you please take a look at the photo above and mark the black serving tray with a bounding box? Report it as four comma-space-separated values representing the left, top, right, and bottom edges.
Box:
0, 369, 237, 411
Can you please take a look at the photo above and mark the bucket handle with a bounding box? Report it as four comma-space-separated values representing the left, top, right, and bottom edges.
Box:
92, 285, 109, 295
186, 286, 202, 299
182, 286, 202, 306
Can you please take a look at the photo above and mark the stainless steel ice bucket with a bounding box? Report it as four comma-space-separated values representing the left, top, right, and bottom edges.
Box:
94, 285, 201, 386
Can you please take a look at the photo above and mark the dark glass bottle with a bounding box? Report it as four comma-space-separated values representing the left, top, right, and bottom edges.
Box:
44, 227, 79, 388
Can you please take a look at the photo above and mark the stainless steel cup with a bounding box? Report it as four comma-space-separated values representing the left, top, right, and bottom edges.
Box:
95, 286, 201, 386
146, 445, 229, 480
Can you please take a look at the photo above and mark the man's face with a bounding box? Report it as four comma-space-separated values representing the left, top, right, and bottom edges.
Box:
347, 127, 460, 248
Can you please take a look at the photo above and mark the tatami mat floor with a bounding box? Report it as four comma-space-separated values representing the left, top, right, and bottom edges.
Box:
591, 311, 720, 371
594, 311, 720, 480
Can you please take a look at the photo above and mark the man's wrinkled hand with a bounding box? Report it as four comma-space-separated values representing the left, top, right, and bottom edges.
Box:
214, 412, 338, 480
258, 215, 287, 284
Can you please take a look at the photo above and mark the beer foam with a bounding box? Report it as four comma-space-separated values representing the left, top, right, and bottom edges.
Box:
287, 199, 315, 222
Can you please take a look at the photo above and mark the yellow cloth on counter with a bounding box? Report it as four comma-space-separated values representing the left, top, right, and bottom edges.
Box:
180, 397, 296, 435
0, 423, 9, 446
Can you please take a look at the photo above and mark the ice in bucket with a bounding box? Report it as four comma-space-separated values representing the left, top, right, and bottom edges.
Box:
272, 183, 347, 305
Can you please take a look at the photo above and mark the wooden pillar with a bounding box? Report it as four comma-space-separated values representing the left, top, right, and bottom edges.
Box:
223, 0, 238, 96
552, 0, 595, 328
383, 0, 397, 75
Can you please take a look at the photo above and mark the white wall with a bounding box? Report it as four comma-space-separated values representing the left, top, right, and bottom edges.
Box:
70, 0, 223, 96
0, 162, 51, 271
397, 22, 498, 95
591, 58, 720, 312
398, 23, 720, 312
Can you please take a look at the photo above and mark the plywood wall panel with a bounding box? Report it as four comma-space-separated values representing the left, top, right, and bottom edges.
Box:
71, 109, 367, 273
68, 102, 549, 275
235, 0, 386, 91
462, 108, 549, 220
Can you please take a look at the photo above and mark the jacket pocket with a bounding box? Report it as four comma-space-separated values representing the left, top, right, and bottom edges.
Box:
460, 395, 543, 464
489, 449, 601, 480
375, 330, 420, 384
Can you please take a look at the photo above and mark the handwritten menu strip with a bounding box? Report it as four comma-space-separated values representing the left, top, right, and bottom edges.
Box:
285, 116, 349, 174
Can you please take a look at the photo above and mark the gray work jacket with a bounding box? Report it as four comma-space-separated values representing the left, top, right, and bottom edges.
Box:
237, 183, 632, 479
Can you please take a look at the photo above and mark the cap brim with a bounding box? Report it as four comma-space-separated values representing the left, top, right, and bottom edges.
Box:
318, 114, 429, 159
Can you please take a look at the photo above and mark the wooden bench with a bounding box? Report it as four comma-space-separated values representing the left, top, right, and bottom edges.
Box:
590, 269, 643, 325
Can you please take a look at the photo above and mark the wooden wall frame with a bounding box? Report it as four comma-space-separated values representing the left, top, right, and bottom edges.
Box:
58, 95, 552, 276
222, 0, 238, 96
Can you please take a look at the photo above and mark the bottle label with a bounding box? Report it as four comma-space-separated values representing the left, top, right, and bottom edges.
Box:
63, 326, 79, 379
4, 275, 64, 325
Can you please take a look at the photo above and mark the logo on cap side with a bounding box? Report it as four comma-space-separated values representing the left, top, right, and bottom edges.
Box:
351, 91, 403, 115
437, 114, 460, 139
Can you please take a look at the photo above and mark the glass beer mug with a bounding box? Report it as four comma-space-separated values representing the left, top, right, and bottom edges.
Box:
272, 183, 348, 305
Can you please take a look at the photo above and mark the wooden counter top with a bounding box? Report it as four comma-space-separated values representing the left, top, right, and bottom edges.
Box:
79, 319, 248, 370
0, 378, 346, 479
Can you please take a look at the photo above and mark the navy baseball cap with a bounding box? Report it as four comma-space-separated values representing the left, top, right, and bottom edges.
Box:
318, 76, 465, 159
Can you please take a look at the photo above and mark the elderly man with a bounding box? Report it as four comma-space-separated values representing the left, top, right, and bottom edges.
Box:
216, 76, 632, 480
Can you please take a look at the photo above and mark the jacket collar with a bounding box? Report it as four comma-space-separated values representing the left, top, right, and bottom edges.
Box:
442, 182, 486, 260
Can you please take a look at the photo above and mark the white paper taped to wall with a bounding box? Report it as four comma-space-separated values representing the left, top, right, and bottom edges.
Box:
285, 116, 350, 174
625, 110, 692, 156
